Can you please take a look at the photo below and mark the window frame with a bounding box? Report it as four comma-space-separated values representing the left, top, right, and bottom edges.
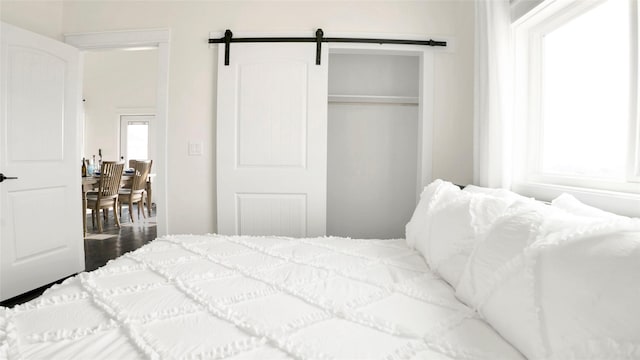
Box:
119, 114, 153, 166
512, 0, 640, 217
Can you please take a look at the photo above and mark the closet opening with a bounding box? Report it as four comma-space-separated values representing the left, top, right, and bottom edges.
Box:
327, 51, 422, 239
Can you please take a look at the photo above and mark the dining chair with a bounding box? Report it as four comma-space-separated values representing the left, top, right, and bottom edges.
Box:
119, 159, 152, 223
86, 161, 125, 232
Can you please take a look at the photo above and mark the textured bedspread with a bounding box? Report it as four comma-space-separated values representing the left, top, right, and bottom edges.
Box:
0, 235, 524, 359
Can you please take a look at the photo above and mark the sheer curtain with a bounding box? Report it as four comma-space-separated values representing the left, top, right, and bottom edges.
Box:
473, 0, 513, 188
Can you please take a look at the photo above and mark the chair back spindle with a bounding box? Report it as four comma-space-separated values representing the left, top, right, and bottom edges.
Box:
98, 161, 125, 200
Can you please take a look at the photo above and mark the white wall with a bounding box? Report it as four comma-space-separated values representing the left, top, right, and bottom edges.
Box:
1, 1, 475, 235
0, 1, 64, 41
82, 49, 157, 162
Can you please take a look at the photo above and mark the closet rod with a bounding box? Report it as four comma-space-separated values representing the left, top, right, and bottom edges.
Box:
209, 29, 447, 66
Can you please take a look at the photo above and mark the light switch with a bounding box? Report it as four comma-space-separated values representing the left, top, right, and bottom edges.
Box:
188, 141, 203, 156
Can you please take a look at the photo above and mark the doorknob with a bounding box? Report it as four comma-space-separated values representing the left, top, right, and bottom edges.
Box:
0, 173, 18, 183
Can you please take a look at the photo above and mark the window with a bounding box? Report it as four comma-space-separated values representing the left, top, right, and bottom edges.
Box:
513, 0, 640, 214
120, 115, 153, 166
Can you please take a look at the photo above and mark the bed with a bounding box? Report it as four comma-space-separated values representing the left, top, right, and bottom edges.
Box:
0, 234, 524, 359
1, 180, 638, 359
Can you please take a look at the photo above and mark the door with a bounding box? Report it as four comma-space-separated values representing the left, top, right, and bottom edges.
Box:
120, 114, 154, 166
0, 22, 83, 301
217, 43, 328, 237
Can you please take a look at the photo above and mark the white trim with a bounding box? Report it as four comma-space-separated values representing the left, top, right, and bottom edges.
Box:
65, 29, 170, 50
513, 182, 640, 217
65, 29, 170, 236
418, 50, 435, 195
630, 0, 640, 182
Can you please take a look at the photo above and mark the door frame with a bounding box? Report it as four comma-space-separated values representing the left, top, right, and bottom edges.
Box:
65, 29, 170, 235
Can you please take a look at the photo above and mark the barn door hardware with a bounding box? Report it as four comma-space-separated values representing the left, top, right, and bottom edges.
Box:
209, 28, 447, 66
0, 173, 18, 183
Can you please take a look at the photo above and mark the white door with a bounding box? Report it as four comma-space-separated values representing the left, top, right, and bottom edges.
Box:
0, 22, 83, 301
217, 43, 328, 237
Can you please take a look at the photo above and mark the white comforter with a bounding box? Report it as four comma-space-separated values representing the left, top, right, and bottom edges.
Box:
0, 235, 525, 359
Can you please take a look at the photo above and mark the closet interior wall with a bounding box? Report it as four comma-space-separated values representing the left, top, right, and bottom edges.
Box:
327, 53, 419, 239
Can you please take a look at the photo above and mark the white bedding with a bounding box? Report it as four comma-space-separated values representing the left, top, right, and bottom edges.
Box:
0, 235, 525, 359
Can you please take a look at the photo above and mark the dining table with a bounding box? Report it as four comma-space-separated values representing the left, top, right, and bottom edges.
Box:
82, 173, 155, 235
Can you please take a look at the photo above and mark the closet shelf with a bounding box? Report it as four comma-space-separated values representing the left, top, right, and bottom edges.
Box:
328, 94, 419, 105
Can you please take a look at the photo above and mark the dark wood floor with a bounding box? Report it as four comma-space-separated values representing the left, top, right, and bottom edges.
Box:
0, 206, 157, 308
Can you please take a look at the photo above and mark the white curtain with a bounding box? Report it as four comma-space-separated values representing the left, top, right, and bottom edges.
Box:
473, 0, 513, 188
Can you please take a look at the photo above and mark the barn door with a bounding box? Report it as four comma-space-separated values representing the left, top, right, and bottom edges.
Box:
216, 43, 328, 237
0, 22, 84, 301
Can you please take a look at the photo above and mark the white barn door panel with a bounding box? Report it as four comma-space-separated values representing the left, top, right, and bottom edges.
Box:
0, 22, 83, 301
217, 43, 328, 237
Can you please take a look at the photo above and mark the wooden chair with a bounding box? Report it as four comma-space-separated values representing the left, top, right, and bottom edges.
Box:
86, 161, 125, 232
119, 160, 152, 222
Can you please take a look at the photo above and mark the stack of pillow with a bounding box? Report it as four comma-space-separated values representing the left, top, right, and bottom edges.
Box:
405, 179, 640, 360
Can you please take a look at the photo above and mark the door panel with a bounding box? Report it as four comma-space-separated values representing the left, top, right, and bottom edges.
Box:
237, 61, 308, 168
8, 47, 65, 161
236, 193, 307, 236
217, 43, 327, 237
1, 22, 83, 301
11, 187, 69, 259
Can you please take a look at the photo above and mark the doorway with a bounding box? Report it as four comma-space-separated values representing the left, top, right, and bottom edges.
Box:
326, 52, 423, 239
65, 29, 170, 236
81, 48, 158, 237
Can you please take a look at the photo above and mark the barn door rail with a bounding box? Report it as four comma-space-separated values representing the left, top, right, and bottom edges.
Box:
209, 29, 447, 66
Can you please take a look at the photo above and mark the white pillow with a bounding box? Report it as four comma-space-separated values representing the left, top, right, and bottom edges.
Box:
538, 220, 640, 359
456, 199, 640, 359
405, 179, 446, 248
429, 193, 515, 287
411, 180, 462, 258
455, 202, 549, 357
414, 182, 514, 287
552, 193, 627, 220
463, 184, 530, 203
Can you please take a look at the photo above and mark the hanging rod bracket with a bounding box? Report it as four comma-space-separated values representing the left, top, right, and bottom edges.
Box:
209, 28, 447, 66
223, 29, 233, 66
315, 28, 324, 65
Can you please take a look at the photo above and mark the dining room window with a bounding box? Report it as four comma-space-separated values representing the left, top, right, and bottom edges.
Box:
120, 115, 152, 165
